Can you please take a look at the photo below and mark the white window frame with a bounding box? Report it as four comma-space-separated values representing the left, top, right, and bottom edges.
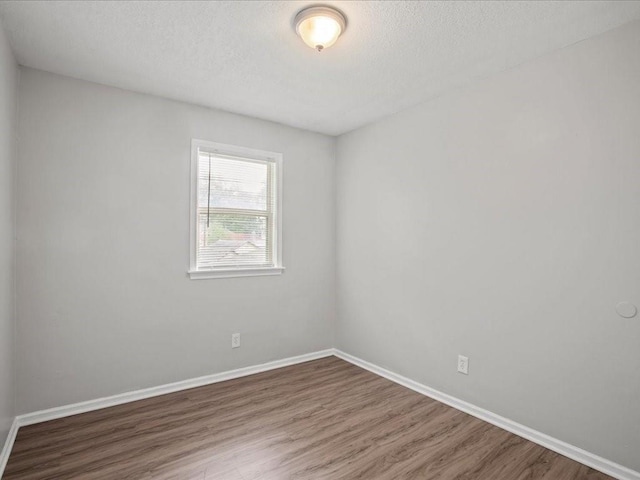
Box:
188, 139, 284, 279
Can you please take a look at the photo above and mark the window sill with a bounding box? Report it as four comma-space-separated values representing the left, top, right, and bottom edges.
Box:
188, 266, 285, 280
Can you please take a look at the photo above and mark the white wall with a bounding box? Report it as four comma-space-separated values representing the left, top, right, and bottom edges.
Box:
0, 22, 17, 445
337, 20, 640, 471
15, 68, 336, 413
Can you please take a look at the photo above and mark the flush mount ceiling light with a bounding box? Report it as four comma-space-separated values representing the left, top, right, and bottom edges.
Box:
294, 6, 347, 52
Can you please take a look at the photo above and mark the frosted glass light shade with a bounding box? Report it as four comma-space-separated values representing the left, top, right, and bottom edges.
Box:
295, 6, 346, 52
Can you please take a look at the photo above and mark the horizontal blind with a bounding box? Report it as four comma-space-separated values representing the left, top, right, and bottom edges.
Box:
196, 150, 275, 269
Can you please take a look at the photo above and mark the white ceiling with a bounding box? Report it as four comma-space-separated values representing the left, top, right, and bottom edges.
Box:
1, 1, 640, 136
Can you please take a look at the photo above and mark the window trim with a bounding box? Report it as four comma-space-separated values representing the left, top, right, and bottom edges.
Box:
188, 139, 284, 280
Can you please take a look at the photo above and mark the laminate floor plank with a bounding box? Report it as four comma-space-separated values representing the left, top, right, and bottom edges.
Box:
3, 356, 614, 479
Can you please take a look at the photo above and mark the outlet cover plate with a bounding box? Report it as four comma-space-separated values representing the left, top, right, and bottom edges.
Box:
457, 355, 469, 375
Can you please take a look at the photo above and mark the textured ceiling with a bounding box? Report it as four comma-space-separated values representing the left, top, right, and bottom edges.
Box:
1, 1, 640, 135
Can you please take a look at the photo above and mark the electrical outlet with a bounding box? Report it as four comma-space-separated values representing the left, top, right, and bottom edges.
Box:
231, 333, 241, 349
457, 355, 469, 375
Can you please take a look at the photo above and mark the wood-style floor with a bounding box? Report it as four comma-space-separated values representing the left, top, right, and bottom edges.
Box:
4, 356, 613, 480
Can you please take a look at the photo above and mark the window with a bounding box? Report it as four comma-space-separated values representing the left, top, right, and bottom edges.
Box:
189, 139, 283, 279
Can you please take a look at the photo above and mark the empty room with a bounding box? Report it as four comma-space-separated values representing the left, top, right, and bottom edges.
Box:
0, 1, 639, 479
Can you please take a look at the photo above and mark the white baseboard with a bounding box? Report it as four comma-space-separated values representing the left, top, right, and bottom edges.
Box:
17, 349, 334, 427
0, 417, 19, 477
333, 349, 640, 480
3, 348, 638, 480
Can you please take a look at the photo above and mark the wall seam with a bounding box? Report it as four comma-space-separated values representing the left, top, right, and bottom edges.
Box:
332, 135, 338, 348
11, 64, 20, 418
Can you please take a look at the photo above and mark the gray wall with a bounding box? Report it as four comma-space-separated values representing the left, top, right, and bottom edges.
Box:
336, 21, 640, 471
16, 68, 336, 413
0, 22, 17, 445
